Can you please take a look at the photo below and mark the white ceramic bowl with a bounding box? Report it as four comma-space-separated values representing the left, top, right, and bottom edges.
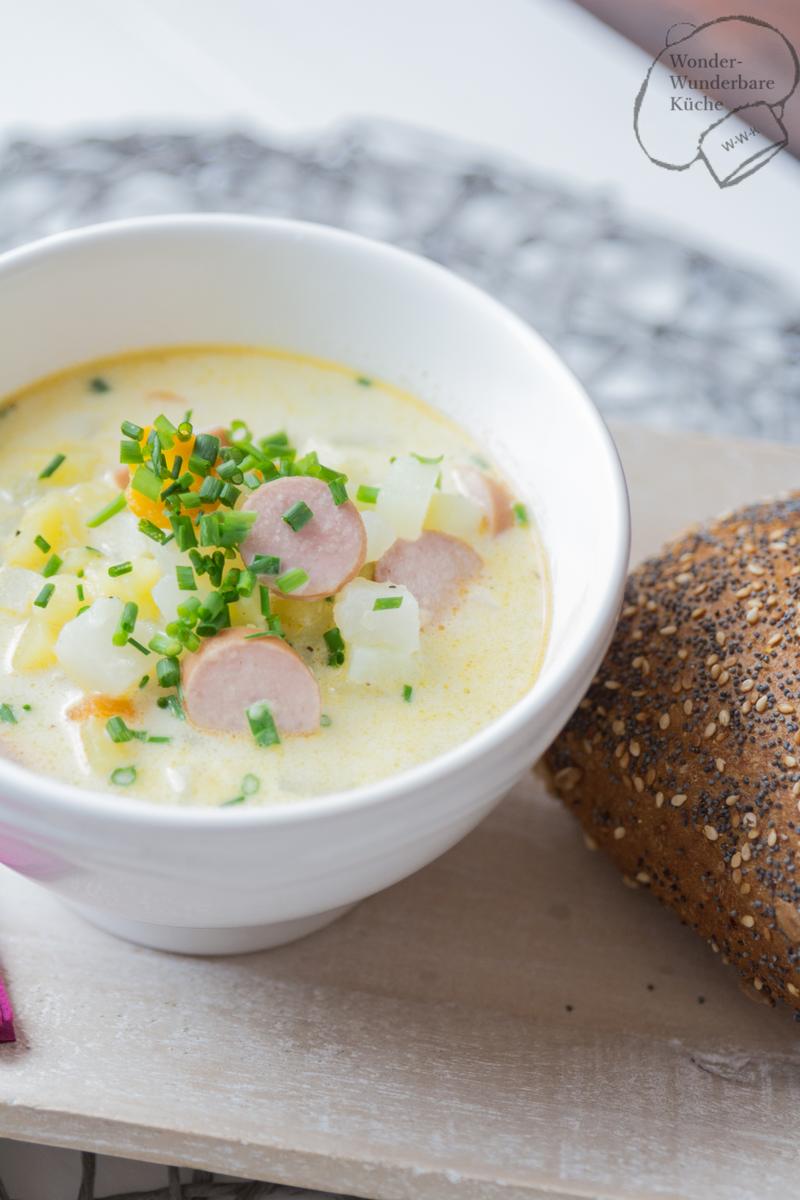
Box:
0, 216, 629, 954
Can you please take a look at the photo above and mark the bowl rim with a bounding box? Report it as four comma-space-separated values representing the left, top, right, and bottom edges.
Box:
0, 213, 630, 829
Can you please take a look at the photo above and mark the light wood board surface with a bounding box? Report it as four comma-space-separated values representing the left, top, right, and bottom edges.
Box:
1, 422, 799, 1200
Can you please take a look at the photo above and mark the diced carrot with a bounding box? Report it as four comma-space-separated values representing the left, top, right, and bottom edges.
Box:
66, 695, 135, 722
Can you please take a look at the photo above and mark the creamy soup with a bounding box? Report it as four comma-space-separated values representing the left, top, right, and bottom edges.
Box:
0, 348, 548, 806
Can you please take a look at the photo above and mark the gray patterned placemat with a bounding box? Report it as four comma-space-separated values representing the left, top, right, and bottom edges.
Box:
0, 121, 798, 1200
0, 121, 798, 441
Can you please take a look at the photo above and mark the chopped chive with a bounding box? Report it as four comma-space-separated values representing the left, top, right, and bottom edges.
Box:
121, 420, 144, 440
217, 459, 242, 483
513, 502, 529, 526
328, 478, 348, 506
127, 636, 150, 656
119, 439, 143, 465
250, 554, 280, 575
0, 703, 17, 724
42, 554, 63, 578
170, 456, 183, 480
89, 376, 111, 393
282, 500, 314, 532
258, 583, 271, 618
177, 594, 202, 622
198, 476, 223, 504
373, 596, 402, 611
33, 583, 55, 608
38, 453, 66, 480
402, 684, 414, 702
193, 433, 220, 466
218, 481, 240, 509
246, 699, 281, 748
131, 465, 163, 502
111, 766, 137, 786
76, 605, 90, 616
22, 703, 31, 712
158, 694, 185, 720
177, 420, 193, 442
108, 561, 133, 578
138, 518, 169, 544
412, 453, 444, 465
112, 601, 138, 647
222, 794, 245, 807
176, 565, 196, 591
355, 375, 372, 387
87, 492, 127, 528
320, 713, 332, 727
106, 716, 136, 744
188, 454, 211, 477
356, 484, 380, 504
138, 674, 150, 689
156, 657, 181, 689
149, 632, 182, 657
76, 583, 84, 602
147, 734, 172, 744
154, 414, 178, 447
34, 534, 51, 553
84, 545, 102, 555
323, 626, 345, 666
169, 513, 198, 552
242, 470, 262, 490
276, 567, 308, 594
178, 492, 203, 509
236, 568, 256, 598
198, 509, 256, 547
242, 773, 260, 795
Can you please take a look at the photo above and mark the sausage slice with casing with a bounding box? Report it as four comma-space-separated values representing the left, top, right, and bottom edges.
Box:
452, 465, 514, 535
241, 476, 366, 600
375, 530, 481, 625
183, 627, 321, 735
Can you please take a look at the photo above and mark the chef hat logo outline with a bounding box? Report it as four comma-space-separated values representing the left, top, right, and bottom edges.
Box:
634, 15, 799, 187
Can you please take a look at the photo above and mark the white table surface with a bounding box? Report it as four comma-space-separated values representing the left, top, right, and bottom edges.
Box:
0, 0, 797, 290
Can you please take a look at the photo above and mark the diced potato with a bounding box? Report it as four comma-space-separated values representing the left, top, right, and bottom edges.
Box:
54, 597, 156, 695
361, 510, 396, 562
86, 555, 162, 620
80, 716, 139, 778
271, 595, 332, 641
4, 480, 117, 568
335, 576, 420, 674
375, 455, 439, 541
348, 646, 419, 689
0, 566, 42, 616
12, 574, 85, 671
424, 491, 483, 544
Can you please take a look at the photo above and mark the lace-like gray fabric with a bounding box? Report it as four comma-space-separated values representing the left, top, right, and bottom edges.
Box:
0, 121, 797, 1200
0, 122, 797, 439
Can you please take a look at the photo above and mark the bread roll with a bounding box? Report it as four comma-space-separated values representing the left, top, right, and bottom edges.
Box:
545, 497, 800, 1014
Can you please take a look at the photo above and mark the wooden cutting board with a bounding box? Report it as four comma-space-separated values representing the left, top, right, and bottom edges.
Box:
1, 423, 799, 1200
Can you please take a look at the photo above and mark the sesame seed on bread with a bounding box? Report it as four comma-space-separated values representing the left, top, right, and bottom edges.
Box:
545, 496, 800, 1014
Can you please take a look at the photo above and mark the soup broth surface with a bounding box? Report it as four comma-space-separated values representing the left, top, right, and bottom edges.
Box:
0, 348, 548, 806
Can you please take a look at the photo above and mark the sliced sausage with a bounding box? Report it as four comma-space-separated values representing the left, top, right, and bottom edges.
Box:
374, 531, 482, 624
452, 465, 514, 535
241, 476, 366, 600
182, 627, 320, 735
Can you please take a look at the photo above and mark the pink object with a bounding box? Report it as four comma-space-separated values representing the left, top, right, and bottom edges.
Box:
375, 531, 482, 625
183, 627, 321, 736
452, 465, 514, 535
242, 476, 366, 600
0, 974, 14, 1043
